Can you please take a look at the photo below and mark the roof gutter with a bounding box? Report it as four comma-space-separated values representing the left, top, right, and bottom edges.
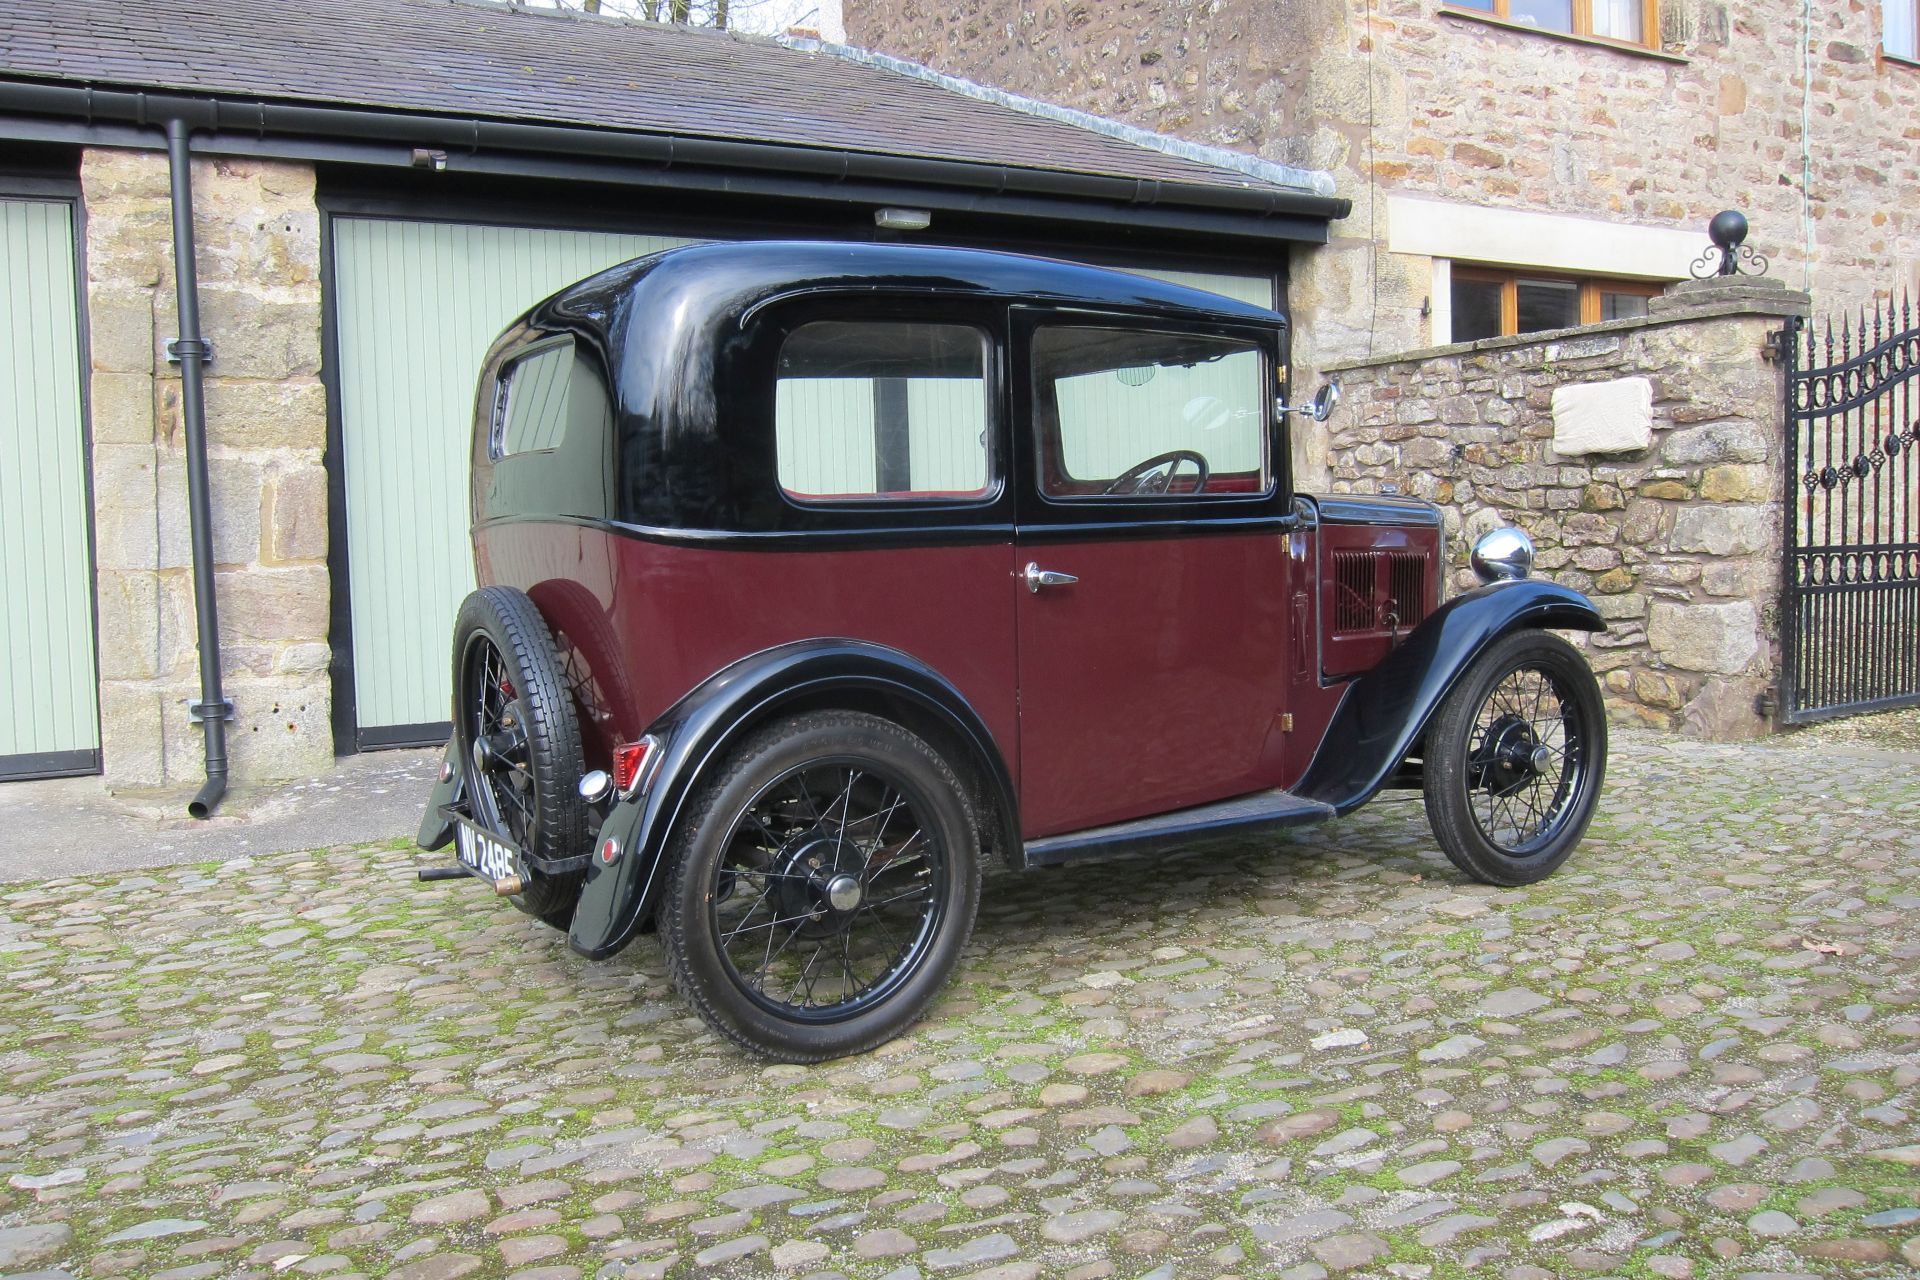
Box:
0, 78, 1351, 226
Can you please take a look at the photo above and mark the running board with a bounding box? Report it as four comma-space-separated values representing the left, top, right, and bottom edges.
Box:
1021, 788, 1335, 869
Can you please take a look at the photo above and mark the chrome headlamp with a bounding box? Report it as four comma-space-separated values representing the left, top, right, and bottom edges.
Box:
1471, 526, 1534, 583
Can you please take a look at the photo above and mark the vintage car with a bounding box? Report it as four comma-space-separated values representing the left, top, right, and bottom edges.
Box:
417, 241, 1607, 1062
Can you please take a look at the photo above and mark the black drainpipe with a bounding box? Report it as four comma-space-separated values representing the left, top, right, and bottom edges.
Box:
166, 117, 230, 819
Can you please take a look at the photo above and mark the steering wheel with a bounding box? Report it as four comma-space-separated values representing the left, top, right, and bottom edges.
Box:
1102, 449, 1211, 496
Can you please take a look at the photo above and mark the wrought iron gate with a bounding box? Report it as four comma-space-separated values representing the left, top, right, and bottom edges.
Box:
1780, 300, 1920, 722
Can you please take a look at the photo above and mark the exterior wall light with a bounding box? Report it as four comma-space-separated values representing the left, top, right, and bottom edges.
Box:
874, 207, 933, 231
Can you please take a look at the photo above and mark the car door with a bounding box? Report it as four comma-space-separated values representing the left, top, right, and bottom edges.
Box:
1013, 309, 1297, 839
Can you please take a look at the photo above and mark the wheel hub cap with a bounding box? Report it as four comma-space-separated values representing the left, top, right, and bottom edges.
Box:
769, 837, 863, 939
825, 873, 862, 912
1480, 715, 1546, 794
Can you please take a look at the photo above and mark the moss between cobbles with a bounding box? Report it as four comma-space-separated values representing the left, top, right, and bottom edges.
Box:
7, 754, 1916, 1280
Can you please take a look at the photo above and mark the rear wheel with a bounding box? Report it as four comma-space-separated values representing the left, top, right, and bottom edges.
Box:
1423, 630, 1606, 886
657, 712, 982, 1062
452, 586, 587, 926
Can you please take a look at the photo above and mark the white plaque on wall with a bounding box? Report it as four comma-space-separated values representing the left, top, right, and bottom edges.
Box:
1552, 377, 1654, 457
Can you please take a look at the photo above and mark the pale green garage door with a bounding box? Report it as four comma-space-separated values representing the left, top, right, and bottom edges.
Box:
0, 198, 98, 779
332, 218, 693, 744
331, 215, 1274, 746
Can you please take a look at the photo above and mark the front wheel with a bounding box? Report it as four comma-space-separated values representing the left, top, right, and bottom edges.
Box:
1423, 630, 1606, 886
657, 712, 982, 1062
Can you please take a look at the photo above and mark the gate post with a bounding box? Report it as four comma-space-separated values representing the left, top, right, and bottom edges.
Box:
1774, 312, 1804, 726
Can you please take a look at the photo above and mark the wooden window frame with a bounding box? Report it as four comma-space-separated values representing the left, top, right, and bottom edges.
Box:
1443, 0, 1661, 51
1451, 267, 1663, 340
1886, 0, 1920, 64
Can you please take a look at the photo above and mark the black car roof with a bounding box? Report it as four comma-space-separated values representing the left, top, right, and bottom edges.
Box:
555, 240, 1287, 328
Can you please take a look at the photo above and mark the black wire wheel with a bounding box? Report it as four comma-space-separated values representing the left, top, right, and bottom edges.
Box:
452, 586, 588, 927
1422, 629, 1607, 886
657, 711, 982, 1062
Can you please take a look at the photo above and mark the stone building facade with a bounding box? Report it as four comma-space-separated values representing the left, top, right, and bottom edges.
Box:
847, 0, 1920, 738
82, 150, 334, 787
849, 0, 1920, 479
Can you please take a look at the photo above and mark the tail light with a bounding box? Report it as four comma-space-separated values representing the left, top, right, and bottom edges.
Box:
611, 735, 663, 796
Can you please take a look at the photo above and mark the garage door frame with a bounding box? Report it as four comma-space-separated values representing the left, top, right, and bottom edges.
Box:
0, 172, 103, 781
319, 188, 1287, 755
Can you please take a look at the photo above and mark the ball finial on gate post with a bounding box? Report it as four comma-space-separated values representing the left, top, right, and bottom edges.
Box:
1692, 210, 1766, 279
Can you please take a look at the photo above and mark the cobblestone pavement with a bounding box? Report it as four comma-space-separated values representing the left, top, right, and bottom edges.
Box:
3, 727, 1918, 1280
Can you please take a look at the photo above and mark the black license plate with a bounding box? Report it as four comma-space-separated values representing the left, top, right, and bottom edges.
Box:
452, 815, 521, 881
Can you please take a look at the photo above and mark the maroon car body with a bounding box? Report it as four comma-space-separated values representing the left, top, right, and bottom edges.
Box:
419, 241, 1607, 1061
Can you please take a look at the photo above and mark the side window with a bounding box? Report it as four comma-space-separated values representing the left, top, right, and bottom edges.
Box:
1032, 326, 1270, 499
491, 340, 575, 459
774, 321, 993, 502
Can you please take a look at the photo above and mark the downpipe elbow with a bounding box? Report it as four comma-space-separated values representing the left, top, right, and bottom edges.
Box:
188, 769, 227, 820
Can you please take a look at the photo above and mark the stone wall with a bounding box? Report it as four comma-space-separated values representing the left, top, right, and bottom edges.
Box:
82, 148, 333, 789
1322, 281, 1810, 738
847, 0, 1920, 485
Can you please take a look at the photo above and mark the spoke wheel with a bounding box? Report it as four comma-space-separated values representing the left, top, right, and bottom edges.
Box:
464, 634, 538, 846
659, 712, 981, 1061
451, 587, 588, 926
1423, 630, 1606, 886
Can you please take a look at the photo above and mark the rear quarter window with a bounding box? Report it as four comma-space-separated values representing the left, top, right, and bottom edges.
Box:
491, 339, 579, 459
774, 321, 994, 503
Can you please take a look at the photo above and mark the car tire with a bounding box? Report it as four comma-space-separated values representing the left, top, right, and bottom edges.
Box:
1423, 629, 1606, 887
657, 711, 982, 1062
452, 586, 588, 926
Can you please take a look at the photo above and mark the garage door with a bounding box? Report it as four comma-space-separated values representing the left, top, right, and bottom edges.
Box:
0, 198, 98, 780
332, 218, 693, 745
331, 219, 1275, 747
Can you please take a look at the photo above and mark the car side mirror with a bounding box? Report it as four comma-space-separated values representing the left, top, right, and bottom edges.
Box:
1277, 381, 1341, 423
1310, 382, 1341, 423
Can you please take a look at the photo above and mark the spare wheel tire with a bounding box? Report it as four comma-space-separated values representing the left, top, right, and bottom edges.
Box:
452, 585, 588, 926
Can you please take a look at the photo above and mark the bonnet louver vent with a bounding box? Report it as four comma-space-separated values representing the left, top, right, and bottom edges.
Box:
1331, 550, 1431, 635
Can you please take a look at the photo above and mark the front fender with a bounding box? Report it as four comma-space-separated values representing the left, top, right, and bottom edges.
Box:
567, 638, 1017, 962
1295, 579, 1603, 815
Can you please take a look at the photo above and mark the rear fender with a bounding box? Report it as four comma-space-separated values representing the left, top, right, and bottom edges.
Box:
1295, 579, 1603, 815
567, 638, 1017, 961
416, 739, 464, 851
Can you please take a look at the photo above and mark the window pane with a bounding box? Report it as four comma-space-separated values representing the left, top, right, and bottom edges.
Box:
1451, 278, 1504, 342
1889, 0, 1918, 58
1591, 0, 1642, 41
498, 343, 573, 456
1601, 291, 1653, 322
1034, 327, 1268, 499
1516, 278, 1580, 334
775, 322, 990, 501
1509, 0, 1574, 31
1449, 0, 1496, 9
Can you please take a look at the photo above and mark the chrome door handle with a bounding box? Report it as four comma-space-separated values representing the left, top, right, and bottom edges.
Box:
1022, 562, 1079, 594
